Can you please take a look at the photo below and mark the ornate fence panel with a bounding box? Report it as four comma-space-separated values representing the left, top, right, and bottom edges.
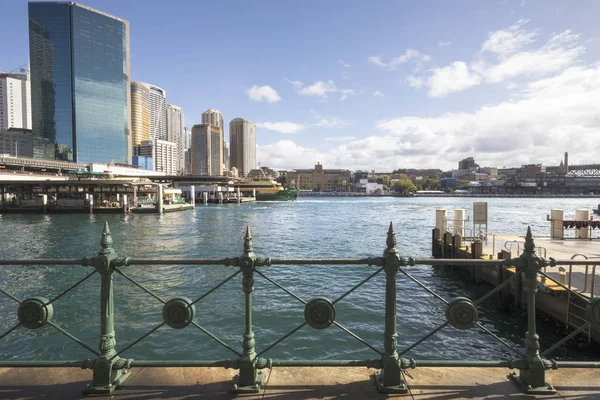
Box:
0, 222, 599, 394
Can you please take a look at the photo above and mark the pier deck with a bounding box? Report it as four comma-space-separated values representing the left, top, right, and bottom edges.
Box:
1, 366, 599, 399
482, 235, 600, 297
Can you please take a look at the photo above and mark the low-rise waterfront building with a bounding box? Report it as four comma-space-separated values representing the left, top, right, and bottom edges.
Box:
287, 163, 351, 191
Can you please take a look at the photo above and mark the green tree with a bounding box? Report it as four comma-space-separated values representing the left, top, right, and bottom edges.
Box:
377, 175, 391, 187
393, 179, 417, 194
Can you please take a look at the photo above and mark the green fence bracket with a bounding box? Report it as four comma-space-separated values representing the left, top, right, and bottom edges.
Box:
509, 227, 556, 395
374, 222, 408, 393
82, 222, 132, 394
233, 227, 263, 393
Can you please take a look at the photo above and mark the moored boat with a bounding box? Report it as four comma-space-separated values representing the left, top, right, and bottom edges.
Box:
235, 175, 299, 201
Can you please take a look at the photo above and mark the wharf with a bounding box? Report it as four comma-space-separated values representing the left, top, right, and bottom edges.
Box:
2, 366, 599, 399
482, 235, 600, 297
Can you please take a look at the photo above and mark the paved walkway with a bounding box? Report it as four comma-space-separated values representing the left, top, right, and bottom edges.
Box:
1, 366, 599, 399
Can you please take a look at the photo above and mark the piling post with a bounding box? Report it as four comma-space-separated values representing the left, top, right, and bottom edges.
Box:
509, 227, 556, 394
156, 184, 163, 214
190, 185, 195, 208
82, 223, 132, 394
122, 194, 128, 214
42, 194, 47, 214
237, 186, 241, 203
375, 222, 408, 393
89, 194, 94, 214
233, 227, 263, 392
203, 192, 208, 204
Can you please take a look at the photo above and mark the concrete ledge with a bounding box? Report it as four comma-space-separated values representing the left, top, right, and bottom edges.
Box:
1, 366, 600, 399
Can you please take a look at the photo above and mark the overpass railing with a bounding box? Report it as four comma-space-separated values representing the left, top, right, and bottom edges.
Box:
0, 223, 599, 395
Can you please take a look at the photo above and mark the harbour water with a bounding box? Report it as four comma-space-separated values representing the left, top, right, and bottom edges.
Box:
0, 197, 599, 363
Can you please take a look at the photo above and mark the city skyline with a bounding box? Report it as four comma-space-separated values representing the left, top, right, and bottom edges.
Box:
1, 1, 599, 170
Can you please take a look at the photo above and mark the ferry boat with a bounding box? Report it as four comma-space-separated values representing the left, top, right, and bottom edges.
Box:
236, 176, 299, 201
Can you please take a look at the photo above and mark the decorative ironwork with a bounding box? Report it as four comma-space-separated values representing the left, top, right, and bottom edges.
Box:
304, 298, 335, 329
1, 223, 600, 396
163, 297, 196, 329
445, 297, 478, 330
18, 297, 53, 329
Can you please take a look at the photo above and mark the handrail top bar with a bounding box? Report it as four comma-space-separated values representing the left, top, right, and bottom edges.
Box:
0, 257, 598, 267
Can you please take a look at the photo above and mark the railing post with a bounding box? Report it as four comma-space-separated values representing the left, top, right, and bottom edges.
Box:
375, 222, 408, 393
233, 226, 263, 393
509, 227, 556, 394
83, 222, 132, 394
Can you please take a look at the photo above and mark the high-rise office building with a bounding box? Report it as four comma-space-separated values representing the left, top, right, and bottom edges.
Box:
141, 83, 167, 142
0, 72, 32, 132
201, 109, 223, 129
29, 2, 131, 163
166, 104, 183, 173
229, 118, 256, 177
191, 123, 222, 176
130, 81, 151, 147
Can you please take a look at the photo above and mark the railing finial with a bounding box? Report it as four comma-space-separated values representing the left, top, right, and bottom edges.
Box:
100, 221, 113, 250
524, 226, 535, 253
244, 226, 253, 253
386, 221, 396, 250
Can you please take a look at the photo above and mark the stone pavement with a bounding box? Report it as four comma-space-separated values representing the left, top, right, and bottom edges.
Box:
1, 366, 600, 399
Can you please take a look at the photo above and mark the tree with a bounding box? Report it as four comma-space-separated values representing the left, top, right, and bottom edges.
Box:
393, 179, 417, 194
376, 174, 391, 187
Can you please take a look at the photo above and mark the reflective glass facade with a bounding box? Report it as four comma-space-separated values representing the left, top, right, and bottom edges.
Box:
29, 2, 130, 164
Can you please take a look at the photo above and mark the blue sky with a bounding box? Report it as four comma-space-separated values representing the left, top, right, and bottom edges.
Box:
1, 0, 599, 171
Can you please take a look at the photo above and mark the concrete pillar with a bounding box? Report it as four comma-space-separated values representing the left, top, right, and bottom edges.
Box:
551, 209, 564, 239
452, 209, 465, 236
190, 185, 196, 208
123, 194, 128, 214
435, 209, 447, 232
218, 192, 223, 204
89, 195, 94, 214
203, 192, 208, 204
575, 209, 591, 239
157, 185, 163, 214
42, 194, 47, 214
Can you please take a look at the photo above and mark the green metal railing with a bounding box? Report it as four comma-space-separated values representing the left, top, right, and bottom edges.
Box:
1, 222, 600, 394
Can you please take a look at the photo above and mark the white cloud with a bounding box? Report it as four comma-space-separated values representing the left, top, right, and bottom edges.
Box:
300, 80, 337, 97
427, 62, 481, 97
372, 90, 385, 97
438, 41, 452, 47
287, 79, 355, 100
483, 30, 584, 83
313, 117, 348, 128
420, 21, 586, 97
481, 19, 537, 58
284, 77, 303, 89
257, 140, 325, 169
367, 56, 387, 67
247, 85, 281, 103
257, 121, 305, 134
324, 136, 357, 143
368, 49, 431, 70
338, 60, 351, 68
259, 64, 600, 170
406, 75, 424, 89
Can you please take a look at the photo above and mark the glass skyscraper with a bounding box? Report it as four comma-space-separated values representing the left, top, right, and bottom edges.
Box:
29, 2, 131, 164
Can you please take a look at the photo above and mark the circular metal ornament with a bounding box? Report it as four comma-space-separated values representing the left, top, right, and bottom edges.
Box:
445, 297, 478, 330
18, 297, 53, 329
586, 297, 600, 328
162, 297, 195, 329
304, 297, 335, 330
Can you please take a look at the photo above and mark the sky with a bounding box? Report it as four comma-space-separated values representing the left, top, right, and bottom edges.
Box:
1, 0, 599, 171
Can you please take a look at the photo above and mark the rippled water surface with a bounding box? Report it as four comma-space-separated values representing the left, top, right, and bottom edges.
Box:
0, 197, 598, 362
